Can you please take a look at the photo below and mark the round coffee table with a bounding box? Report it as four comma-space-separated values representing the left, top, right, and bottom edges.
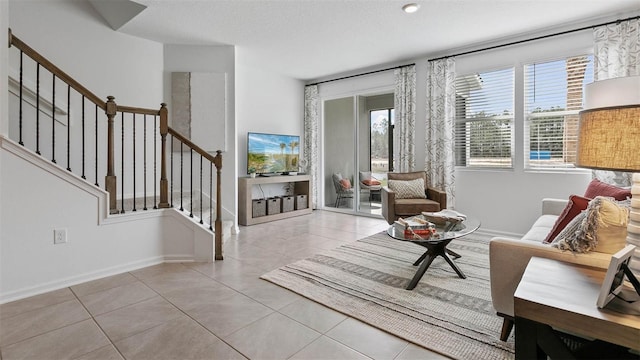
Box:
387, 216, 480, 290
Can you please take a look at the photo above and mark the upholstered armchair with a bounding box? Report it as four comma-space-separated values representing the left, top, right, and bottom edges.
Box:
381, 171, 447, 225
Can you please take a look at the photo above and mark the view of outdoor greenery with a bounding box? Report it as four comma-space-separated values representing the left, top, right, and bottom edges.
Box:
527, 109, 567, 158
370, 109, 393, 173
466, 112, 513, 160
455, 68, 514, 168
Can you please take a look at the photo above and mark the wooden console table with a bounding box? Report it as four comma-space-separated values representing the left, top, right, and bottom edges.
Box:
238, 174, 312, 226
514, 257, 640, 359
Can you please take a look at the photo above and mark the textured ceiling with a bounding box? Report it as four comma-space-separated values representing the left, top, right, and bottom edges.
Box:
108, 0, 640, 81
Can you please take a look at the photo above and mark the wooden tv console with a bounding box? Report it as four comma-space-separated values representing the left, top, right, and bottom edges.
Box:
238, 174, 312, 226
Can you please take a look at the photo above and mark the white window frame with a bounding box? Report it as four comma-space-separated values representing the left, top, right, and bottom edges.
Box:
455, 67, 515, 169
523, 54, 594, 171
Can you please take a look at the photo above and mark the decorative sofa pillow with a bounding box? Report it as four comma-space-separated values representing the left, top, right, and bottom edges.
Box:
543, 195, 591, 244
552, 196, 629, 254
339, 178, 352, 189
584, 178, 631, 201
550, 211, 586, 245
388, 178, 426, 199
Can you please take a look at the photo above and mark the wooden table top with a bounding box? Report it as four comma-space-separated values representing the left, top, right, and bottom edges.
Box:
514, 257, 640, 350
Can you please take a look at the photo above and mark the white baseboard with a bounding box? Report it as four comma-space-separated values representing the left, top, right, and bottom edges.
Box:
0, 256, 166, 304
476, 227, 523, 239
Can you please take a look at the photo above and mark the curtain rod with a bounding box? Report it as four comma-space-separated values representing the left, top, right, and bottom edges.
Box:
307, 63, 415, 86
429, 14, 640, 62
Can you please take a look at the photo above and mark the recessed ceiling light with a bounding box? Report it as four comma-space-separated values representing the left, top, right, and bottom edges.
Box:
402, 3, 420, 13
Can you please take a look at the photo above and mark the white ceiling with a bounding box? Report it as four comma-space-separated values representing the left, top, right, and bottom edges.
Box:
101, 0, 640, 81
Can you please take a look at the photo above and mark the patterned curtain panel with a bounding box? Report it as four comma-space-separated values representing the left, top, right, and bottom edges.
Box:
425, 58, 456, 208
304, 85, 319, 209
394, 65, 417, 172
592, 18, 640, 187
594, 19, 640, 79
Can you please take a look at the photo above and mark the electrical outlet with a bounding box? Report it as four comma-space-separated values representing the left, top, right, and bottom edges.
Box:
54, 229, 67, 244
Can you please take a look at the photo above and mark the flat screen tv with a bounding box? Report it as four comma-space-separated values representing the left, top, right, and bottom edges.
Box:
247, 132, 300, 175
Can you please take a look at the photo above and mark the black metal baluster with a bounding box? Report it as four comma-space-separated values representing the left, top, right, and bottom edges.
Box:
190, 149, 194, 218
209, 162, 213, 231
95, 104, 99, 186
66, 85, 71, 172
81, 96, 86, 179
170, 135, 174, 208
36, 64, 40, 155
51, 74, 56, 164
143, 115, 147, 211
132, 113, 137, 212
199, 155, 203, 224
180, 142, 184, 211
121, 112, 125, 214
154, 115, 158, 209
18, 51, 23, 146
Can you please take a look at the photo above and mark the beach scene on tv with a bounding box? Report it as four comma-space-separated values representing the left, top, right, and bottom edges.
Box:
248, 132, 300, 174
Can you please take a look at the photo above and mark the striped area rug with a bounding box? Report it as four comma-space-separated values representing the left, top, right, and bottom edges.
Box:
261, 232, 515, 360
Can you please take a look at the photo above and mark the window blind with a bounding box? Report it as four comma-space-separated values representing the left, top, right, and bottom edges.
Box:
455, 68, 514, 168
524, 55, 593, 169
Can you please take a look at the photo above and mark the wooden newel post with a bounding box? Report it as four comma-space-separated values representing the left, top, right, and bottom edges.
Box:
214, 150, 223, 260
158, 103, 171, 208
105, 96, 118, 214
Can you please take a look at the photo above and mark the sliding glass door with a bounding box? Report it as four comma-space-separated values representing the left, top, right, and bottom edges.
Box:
323, 92, 394, 216
323, 97, 356, 211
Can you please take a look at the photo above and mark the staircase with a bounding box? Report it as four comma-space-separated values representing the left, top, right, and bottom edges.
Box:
6, 29, 225, 258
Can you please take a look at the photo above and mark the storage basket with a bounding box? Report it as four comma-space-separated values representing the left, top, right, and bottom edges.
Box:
267, 197, 281, 215
295, 194, 308, 210
281, 196, 295, 213
252, 199, 266, 218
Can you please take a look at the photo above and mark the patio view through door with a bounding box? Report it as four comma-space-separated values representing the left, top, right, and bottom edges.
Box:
323, 93, 394, 216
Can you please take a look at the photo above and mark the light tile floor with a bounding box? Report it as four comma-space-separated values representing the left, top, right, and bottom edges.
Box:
0, 210, 450, 360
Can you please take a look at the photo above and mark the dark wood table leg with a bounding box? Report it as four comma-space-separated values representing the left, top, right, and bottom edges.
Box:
413, 252, 429, 266
515, 317, 545, 360
441, 253, 466, 279
446, 248, 462, 259
406, 253, 437, 290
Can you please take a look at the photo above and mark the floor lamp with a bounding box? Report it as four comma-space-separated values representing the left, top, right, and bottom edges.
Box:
577, 75, 640, 275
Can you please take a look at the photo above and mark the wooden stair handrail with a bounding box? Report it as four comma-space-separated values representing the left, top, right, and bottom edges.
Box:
168, 128, 222, 166
9, 29, 105, 109
117, 105, 162, 116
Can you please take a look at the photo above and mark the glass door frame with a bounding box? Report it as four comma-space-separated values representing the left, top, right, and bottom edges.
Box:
318, 86, 394, 217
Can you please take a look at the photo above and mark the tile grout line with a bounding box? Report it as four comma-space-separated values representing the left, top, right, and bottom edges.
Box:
68, 285, 128, 360
0, 298, 89, 349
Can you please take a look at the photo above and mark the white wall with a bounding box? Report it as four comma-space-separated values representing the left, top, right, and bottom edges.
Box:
235, 49, 305, 201
163, 44, 237, 227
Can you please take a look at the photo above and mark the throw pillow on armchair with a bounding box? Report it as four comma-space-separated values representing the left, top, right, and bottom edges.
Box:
388, 178, 426, 199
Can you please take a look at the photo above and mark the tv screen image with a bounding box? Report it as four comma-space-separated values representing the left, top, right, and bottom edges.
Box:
247, 132, 300, 175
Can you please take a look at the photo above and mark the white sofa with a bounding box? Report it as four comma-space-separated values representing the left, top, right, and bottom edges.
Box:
489, 198, 613, 341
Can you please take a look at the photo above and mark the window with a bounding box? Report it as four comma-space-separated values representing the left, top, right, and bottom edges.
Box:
455, 68, 514, 168
524, 55, 593, 169
369, 108, 394, 172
